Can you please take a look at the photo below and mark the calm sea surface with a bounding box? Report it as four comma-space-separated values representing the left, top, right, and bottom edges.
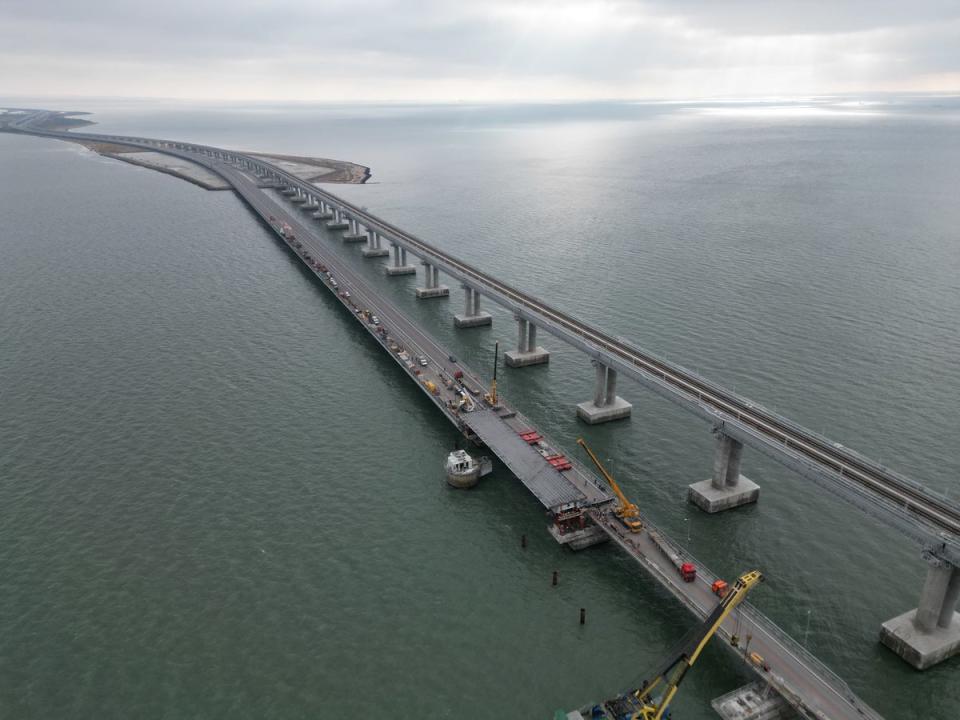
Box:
1, 98, 959, 719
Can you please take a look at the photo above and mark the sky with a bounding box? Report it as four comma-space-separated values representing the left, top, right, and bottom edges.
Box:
1, 0, 959, 102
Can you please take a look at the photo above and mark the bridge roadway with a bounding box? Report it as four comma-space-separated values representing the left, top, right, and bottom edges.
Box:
7, 121, 886, 717
221, 163, 612, 512
9, 118, 959, 567
223, 160, 879, 720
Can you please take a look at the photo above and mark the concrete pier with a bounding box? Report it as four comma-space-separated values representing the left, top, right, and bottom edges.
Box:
362, 229, 389, 258
415, 261, 449, 298
505, 316, 550, 367
385, 244, 416, 276
577, 362, 632, 423
326, 208, 349, 231
688, 432, 760, 513
454, 286, 492, 328
313, 202, 334, 220
342, 218, 366, 243
881, 560, 960, 669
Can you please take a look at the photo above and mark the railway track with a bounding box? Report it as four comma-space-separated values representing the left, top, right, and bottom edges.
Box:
14, 122, 960, 542
274, 170, 960, 539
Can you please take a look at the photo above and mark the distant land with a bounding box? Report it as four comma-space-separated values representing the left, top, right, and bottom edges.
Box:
0, 108, 370, 190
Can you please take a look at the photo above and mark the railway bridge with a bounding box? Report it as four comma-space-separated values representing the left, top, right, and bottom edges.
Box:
4, 109, 959, 708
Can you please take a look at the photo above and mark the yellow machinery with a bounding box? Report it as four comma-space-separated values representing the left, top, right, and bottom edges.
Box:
580, 570, 764, 720
576, 438, 643, 532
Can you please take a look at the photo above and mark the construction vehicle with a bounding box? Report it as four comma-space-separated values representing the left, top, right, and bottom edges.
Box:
648, 530, 696, 582
483, 342, 499, 406
576, 438, 642, 533
572, 570, 764, 720
712, 579, 729, 598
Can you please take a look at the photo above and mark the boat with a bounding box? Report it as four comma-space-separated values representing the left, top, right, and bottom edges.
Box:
444, 449, 491, 488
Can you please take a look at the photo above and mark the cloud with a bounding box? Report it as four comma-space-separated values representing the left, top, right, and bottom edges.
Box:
0, 0, 957, 100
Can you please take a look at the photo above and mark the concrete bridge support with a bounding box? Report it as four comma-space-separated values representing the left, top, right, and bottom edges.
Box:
326, 208, 349, 231
688, 431, 760, 513
313, 202, 333, 220
454, 286, 492, 328
362, 230, 389, 258
577, 362, 631, 424
505, 316, 550, 367
416, 261, 449, 298
385, 244, 416, 276
291, 189, 307, 204
881, 560, 960, 669
343, 218, 366, 243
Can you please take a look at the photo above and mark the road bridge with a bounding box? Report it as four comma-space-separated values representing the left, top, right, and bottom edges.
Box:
5, 111, 957, 680
211, 155, 884, 720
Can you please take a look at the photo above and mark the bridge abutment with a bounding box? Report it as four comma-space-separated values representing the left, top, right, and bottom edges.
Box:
454, 286, 492, 327
577, 362, 631, 424
688, 431, 760, 513
505, 316, 549, 367
881, 560, 960, 669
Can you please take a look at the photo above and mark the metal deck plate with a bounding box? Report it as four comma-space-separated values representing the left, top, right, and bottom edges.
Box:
464, 409, 586, 508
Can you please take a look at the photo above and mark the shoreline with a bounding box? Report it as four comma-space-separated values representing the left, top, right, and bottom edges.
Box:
1, 109, 372, 189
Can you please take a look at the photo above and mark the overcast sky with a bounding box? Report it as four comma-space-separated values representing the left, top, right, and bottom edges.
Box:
2, 0, 959, 101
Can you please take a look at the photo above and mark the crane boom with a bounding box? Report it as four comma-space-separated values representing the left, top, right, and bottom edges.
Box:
578, 570, 764, 720
576, 438, 641, 527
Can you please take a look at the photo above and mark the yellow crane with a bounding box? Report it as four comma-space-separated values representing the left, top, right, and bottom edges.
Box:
575, 570, 764, 720
576, 438, 643, 532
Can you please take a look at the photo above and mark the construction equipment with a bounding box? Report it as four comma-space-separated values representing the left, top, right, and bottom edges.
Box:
483, 342, 499, 406
576, 438, 642, 533
577, 570, 764, 720
648, 530, 697, 582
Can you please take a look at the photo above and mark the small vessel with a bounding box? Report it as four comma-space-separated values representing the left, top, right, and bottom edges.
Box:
445, 449, 491, 488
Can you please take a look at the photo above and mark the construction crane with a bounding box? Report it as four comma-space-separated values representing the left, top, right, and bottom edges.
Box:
576, 438, 642, 532
483, 342, 499, 406
575, 570, 764, 720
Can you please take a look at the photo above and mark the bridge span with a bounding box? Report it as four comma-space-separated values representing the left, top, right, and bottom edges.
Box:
5, 110, 958, 707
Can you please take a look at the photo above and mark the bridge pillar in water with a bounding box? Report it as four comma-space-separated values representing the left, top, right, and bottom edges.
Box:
385, 243, 416, 276
314, 201, 333, 221
881, 559, 960, 669
576, 362, 631, 424
416, 261, 449, 298
343, 218, 366, 243
688, 431, 760, 513
362, 230, 389, 257
505, 316, 549, 367
454, 286, 492, 328
326, 208, 349, 231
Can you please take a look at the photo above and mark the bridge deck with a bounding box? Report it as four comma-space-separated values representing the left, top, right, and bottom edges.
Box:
464, 409, 596, 509
3, 120, 885, 720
